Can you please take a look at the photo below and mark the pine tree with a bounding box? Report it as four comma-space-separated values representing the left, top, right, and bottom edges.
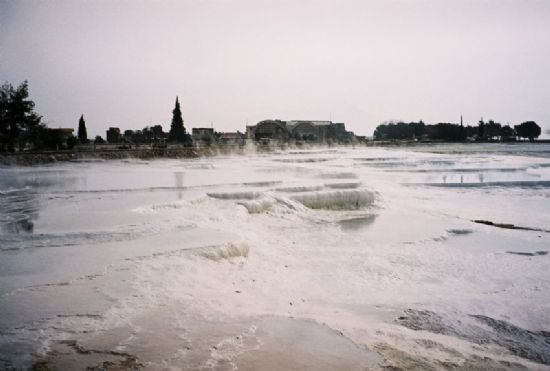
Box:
168, 97, 187, 143
78, 114, 88, 144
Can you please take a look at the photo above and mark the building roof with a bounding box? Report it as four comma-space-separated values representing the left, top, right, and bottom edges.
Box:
287, 120, 332, 127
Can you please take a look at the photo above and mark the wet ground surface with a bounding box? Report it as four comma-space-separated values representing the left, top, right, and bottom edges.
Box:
1, 144, 550, 370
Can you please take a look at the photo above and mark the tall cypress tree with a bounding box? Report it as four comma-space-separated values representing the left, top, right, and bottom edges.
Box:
78, 114, 88, 144
168, 97, 186, 142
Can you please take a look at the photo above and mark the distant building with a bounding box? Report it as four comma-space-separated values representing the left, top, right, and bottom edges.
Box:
45, 128, 74, 150
141, 125, 166, 143
192, 128, 216, 145
246, 120, 290, 142
150, 125, 165, 140
219, 131, 246, 145
106, 127, 121, 143
123, 130, 135, 140
46, 128, 74, 139
246, 120, 354, 143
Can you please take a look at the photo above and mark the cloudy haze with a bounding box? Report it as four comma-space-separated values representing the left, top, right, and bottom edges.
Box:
1, 0, 549, 137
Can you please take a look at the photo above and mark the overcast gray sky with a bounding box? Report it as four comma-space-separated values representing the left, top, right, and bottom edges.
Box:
1, 0, 549, 137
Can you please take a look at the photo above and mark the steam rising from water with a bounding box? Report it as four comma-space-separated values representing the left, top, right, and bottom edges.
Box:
1, 143, 550, 369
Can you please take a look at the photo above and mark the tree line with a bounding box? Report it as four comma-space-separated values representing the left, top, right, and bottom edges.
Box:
2, 80, 545, 152
373, 119, 541, 142
1, 80, 192, 152
96, 98, 192, 146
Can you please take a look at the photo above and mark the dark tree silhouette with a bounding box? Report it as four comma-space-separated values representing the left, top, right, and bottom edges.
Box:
94, 135, 105, 144
0, 81, 42, 151
477, 119, 485, 140
428, 123, 467, 141
374, 120, 464, 141
67, 135, 78, 149
168, 97, 188, 143
373, 121, 416, 140
78, 114, 88, 144
485, 120, 502, 140
500, 125, 516, 141
372, 120, 520, 142
373, 119, 539, 143
410, 121, 427, 138
515, 121, 541, 141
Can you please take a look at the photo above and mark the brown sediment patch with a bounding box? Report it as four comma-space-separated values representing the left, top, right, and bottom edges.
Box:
447, 228, 474, 236
374, 343, 530, 371
396, 309, 550, 366
32, 307, 382, 371
32, 340, 143, 370
506, 251, 548, 257
472, 220, 550, 233
0, 148, 200, 166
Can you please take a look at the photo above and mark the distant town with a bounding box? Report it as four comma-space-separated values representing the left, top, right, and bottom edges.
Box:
63, 96, 365, 150
0, 80, 545, 158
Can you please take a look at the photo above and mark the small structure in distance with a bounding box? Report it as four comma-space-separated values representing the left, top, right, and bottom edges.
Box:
246, 119, 355, 144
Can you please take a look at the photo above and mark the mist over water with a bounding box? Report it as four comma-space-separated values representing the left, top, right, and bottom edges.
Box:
1, 143, 550, 369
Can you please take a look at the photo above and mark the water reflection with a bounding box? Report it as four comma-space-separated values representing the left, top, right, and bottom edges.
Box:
338, 214, 377, 231
0, 169, 77, 236
0, 189, 39, 234
174, 171, 185, 200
